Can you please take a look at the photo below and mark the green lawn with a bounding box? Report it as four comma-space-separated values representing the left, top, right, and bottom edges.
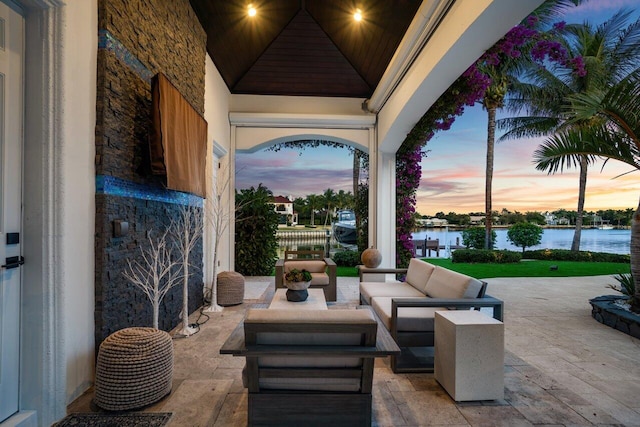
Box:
337, 266, 360, 277
422, 258, 630, 279
329, 259, 630, 279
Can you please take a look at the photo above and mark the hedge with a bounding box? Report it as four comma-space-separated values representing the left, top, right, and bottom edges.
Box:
523, 249, 630, 263
332, 250, 362, 267
452, 249, 522, 264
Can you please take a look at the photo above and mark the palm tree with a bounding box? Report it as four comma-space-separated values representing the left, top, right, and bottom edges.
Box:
335, 190, 353, 211
305, 194, 322, 226
476, 0, 584, 249
534, 68, 640, 309
499, 10, 640, 251
322, 188, 337, 226
481, 72, 509, 248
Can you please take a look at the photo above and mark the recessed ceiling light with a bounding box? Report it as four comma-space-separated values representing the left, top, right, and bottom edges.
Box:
354, 8, 362, 22
248, 4, 257, 17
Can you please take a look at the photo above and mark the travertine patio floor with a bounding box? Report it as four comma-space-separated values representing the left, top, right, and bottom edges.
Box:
68, 274, 640, 426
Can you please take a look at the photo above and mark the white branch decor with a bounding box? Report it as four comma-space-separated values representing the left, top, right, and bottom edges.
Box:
171, 205, 204, 336
123, 228, 182, 329
203, 160, 233, 313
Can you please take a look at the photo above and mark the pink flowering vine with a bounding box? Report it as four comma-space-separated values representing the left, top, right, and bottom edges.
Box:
395, 17, 586, 267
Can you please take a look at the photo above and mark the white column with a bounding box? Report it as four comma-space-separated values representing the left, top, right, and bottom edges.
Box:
367, 126, 378, 249
229, 125, 237, 270
376, 151, 396, 268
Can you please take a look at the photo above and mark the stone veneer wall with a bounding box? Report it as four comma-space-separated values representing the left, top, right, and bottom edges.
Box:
94, 0, 207, 347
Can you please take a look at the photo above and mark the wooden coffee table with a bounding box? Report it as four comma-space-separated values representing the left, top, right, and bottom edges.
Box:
268, 288, 328, 310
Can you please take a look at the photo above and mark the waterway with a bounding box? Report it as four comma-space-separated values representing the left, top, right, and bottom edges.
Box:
276, 227, 632, 258
412, 227, 631, 257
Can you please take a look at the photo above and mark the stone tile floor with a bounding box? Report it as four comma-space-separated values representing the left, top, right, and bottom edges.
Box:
68, 275, 640, 426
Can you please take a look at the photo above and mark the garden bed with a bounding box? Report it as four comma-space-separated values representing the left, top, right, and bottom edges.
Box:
589, 295, 640, 339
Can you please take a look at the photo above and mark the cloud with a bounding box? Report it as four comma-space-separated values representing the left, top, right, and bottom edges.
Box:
568, 0, 640, 15
235, 145, 355, 198
417, 180, 468, 197
421, 168, 483, 181
236, 166, 353, 199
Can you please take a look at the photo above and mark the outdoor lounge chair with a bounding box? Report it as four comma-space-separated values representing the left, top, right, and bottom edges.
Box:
220, 308, 400, 426
275, 250, 337, 301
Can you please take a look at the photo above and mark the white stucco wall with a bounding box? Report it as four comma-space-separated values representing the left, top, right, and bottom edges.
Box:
230, 94, 365, 115
203, 56, 232, 283
61, 0, 98, 403
377, 0, 544, 153
205, 56, 231, 155
234, 126, 371, 153
18, 1, 97, 422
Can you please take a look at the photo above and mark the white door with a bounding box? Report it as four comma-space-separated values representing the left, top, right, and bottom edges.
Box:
0, 1, 23, 422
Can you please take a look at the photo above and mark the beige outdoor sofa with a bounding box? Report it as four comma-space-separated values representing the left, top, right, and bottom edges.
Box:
359, 258, 504, 372
220, 308, 400, 426
275, 250, 337, 301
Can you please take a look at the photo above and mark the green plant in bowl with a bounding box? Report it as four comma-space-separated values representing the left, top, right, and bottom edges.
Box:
284, 268, 312, 283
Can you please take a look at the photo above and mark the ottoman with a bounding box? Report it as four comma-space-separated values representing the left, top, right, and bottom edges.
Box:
217, 271, 245, 306
94, 327, 173, 410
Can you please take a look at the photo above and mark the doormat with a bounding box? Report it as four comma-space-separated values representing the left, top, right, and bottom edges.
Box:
54, 412, 172, 427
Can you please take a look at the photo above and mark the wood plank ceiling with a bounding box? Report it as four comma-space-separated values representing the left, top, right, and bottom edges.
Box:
189, 0, 422, 98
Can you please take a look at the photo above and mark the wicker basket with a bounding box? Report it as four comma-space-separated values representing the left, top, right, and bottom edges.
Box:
217, 271, 245, 306
94, 327, 173, 411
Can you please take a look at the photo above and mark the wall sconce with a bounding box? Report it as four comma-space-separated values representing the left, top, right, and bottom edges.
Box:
113, 220, 129, 237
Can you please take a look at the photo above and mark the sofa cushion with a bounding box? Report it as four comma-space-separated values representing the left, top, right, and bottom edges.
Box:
424, 266, 483, 299
284, 260, 327, 273
246, 308, 376, 324
310, 272, 329, 286
359, 281, 424, 304
405, 259, 436, 293
370, 296, 448, 332
463, 278, 484, 299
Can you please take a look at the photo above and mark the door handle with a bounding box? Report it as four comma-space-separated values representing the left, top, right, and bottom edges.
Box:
1, 256, 24, 269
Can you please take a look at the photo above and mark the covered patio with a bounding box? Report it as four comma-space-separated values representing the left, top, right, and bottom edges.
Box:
8, 1, 628, 425
69, 275, 640, 425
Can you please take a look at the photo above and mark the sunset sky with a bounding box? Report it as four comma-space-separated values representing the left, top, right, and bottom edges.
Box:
235, 0, 640, 216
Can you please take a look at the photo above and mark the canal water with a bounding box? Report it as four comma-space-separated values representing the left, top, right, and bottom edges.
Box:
277, 227, 632, 258
277, 230, 338, 258
412, 228, 631, 257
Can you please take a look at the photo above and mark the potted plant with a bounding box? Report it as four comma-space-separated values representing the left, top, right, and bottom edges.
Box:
284, 268, 312, 287
283, 268, 313, 302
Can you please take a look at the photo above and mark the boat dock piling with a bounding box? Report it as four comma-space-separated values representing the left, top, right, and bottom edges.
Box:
413, 237, 464, 257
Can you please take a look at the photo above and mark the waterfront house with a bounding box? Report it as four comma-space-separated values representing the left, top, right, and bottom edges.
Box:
272, 196, 298, 226
417, 217, 449, 227
469, 215, 486, 225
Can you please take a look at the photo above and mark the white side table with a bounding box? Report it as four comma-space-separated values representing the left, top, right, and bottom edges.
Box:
434, 310, 504, 401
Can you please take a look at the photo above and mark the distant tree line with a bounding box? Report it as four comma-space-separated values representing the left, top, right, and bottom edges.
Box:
424, 208, 635, 227
291, 189, 356, 226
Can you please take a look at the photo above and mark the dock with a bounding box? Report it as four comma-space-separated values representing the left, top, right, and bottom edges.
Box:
412, 238, 465, 257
